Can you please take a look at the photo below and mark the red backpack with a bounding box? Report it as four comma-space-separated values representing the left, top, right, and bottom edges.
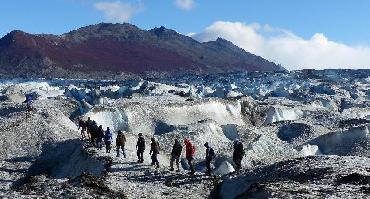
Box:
191, 145, 196, 156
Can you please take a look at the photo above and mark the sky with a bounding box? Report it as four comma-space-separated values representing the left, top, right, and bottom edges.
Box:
1, 0, 370, 70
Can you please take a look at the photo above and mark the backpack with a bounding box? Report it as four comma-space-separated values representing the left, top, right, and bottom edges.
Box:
239, 143, 245, 155
156, 141, 160, 150
105, 130, 113, 142
79, 120, 84, 127
154, 141, 160, 154
208, 147, 215, 159
86, 120, 93, 129
235, 142, 245, 156
172, 143, 182, 156
26, 96, 32, 103
117, 134, 126, 145
137, 137, 145, 148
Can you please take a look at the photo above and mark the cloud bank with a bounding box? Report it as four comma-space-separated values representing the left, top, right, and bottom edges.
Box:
175, 0, 195, 10
191, 21, 370, 70
94, 1, 142, 23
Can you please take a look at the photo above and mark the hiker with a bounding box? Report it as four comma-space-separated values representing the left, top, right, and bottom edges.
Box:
96, 125, 104, 150
136, 133, 145, 163
80, 128, 85, 140
86, 117, 94, 140
104, 127, 113, 153
90, 121, 98, 146
233, 139, 245, 171
169, 139, 182, 172
204, 142, 215, 176
116, 130, 126, 158
24, 95, 33, 112
78, 117, 86, 131
184, 138, 195, 175
149, 138, 160, 168
78, 118, 87, 140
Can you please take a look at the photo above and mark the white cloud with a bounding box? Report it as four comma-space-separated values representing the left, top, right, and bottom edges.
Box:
191, 21, 370, 70
175, 0, 195, 10
94, 1, 142, 23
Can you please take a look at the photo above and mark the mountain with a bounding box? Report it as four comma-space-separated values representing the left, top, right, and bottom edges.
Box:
0, 23, 285, 78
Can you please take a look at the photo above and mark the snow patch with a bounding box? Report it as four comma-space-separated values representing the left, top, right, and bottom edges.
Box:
214, 161, 235, 175
264, 106, 304, 124
299, 144, 322, 156
84, 108, 128, 132
309, 124, 369, 155
5, 82, 64, 103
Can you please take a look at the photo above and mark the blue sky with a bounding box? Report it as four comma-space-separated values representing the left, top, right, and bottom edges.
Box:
1, 0, 370, 69
0, 0, 369, 44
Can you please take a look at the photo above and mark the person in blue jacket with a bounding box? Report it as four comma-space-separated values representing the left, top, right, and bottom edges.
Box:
104, 127, 113, 153
24, 95, 33, 112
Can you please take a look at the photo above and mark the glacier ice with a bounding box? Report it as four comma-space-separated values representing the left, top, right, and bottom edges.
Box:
0, 69, 369, 198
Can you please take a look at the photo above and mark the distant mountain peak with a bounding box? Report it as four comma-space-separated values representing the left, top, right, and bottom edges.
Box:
0, 23, 285, 78
215, 37, 231, 43
150, 26, 179, 37
74, 22, 140, 33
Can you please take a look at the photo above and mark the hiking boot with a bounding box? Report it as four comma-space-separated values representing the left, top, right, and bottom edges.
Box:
169, 168, 174, 171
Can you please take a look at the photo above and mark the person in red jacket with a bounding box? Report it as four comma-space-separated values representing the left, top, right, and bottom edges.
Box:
184, 138, 195, 175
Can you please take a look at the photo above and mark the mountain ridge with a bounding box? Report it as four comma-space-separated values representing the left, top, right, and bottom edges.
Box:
0, 23, 285, 78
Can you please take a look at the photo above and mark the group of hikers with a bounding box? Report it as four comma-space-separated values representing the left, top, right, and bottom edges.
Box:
78, 117, 118, 154
77, 117, 245, 175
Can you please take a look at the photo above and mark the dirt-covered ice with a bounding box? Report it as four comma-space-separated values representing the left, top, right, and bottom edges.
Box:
0, 70, 369, 198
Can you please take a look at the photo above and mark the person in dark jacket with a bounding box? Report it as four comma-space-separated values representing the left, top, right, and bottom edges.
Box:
90, 122, 98, 146
184, 138, 195, 175
85, 117, 94, 141
80, 128, 85, 140
78, 118, 87, 140
96, 125, 104, 150
204, 142, 215, 176
136, 133, 145, 163
233, 139, 245, 171
104, 127, 113, 153
116, 130, 126, 158
78, 118, 86, 131
169, 139, 182, 172
149, 138, 160, 168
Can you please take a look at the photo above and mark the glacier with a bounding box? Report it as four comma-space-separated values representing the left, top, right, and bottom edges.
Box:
0, 69, 368, 198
